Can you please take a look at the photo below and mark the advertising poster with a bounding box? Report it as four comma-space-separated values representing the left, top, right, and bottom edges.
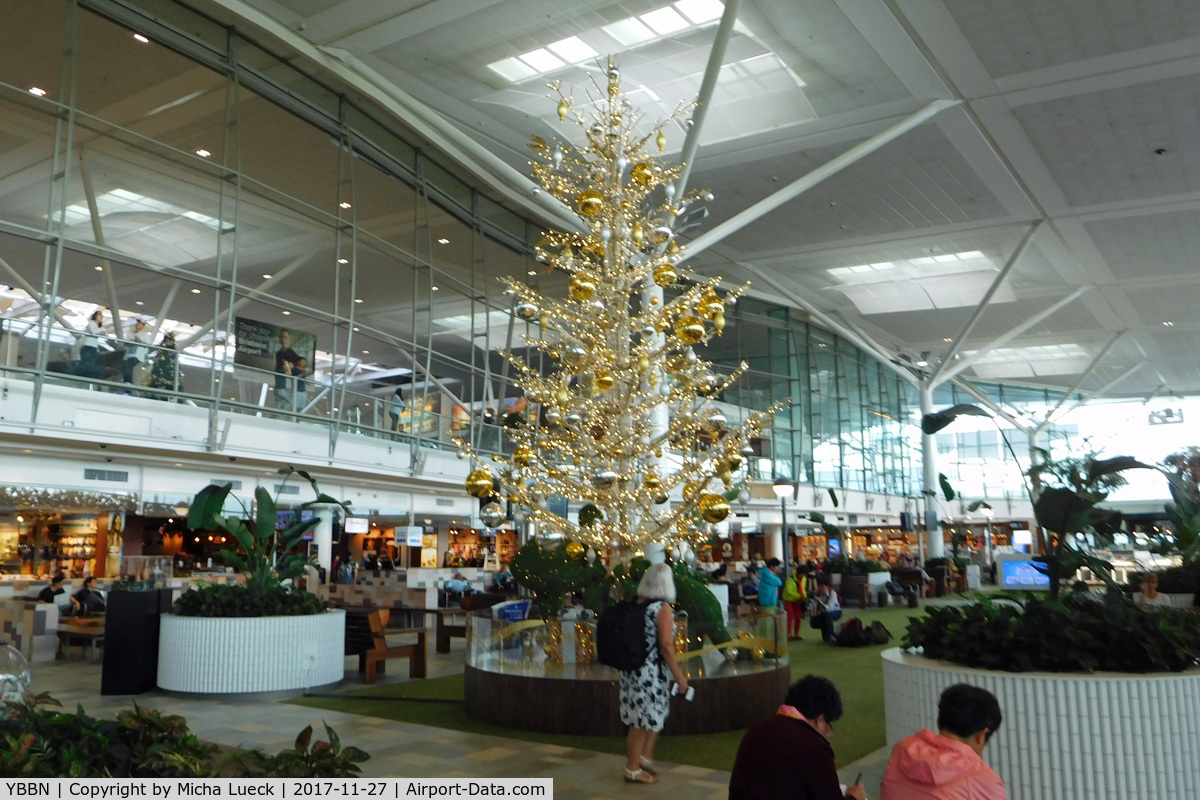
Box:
398, 392, 442, 435
234, 316, 316, 385
420, 533, 439, 568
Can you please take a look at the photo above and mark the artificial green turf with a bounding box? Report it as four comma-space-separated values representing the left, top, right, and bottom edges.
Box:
289, 603, 923, 771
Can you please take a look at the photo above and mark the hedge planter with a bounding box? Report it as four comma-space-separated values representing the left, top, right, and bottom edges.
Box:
158, 609, 345, 693
882, 647, 1200, 799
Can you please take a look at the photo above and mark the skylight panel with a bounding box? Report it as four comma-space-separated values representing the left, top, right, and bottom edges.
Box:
517, 48, 564, 73
547, 36, 598, 63
640, 6, 690, 34
603, 17, 656, 46
933, 254, 958, 263
487, 57, 538, 82
957, 250, 985, 260
674, 0, 725, 24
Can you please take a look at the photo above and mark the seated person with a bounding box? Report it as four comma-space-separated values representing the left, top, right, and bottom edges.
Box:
37, 573, 67, 604
809, 578, 843, 644
444, 572, 474, 595
378, 551, 395, 570
881, 683, 1007, 800
494, 567, 515, 592
362, 550, 380, 570
71, 576, 106, 615
741, 566, 760, 604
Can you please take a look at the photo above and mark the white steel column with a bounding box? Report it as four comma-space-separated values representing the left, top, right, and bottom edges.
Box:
920, 380, 944, 558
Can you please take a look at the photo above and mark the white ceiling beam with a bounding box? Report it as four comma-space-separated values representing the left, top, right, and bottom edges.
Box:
742, 264, 917, 386
676, 0, 742, 198
1053, 362, 1146, 422
1032, 331, 1125, 434
77, 150, 124, 341
949, 378, 1032, 432
937, 287, 1092, 383
313, 0, 507, 51
685, 98, 959, 260
929, 220, 1042, 384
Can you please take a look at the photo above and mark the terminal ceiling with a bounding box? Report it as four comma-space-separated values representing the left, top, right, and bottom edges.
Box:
7, 0, 1200, 403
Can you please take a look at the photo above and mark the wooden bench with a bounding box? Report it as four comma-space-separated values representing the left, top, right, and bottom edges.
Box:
839, 574, 871, 608
344, 609, 427, 684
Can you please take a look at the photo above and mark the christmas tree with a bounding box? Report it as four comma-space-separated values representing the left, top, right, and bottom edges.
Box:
457, 64, 777, 556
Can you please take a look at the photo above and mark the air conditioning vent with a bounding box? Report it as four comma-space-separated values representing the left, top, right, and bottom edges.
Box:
435, 498, 454, 507
274, 484, 300, 495
211, 479, 243, 490
84, 468, 129, 483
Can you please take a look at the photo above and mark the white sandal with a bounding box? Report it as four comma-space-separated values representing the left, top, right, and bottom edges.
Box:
623, 768, 657, 784
639, 757, 660, 776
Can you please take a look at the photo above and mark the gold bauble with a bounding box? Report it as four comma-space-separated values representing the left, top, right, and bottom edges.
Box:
565, 541, 585, 559
650, 296, 660, 305
676, 315, 705, 344
656, 129, 667, 152
736, 630, 753, 640
638, 355, 650, 373
576, 189, 604, 217
465, 469, 494, 498
630, 162, 654, 185
594, 369, 615, 392
653, 264, 678, 288
713, 312, 726, 335
728, 452, 745, 470
720, 469, 733, 488
643, 473, 662, 493
683, 481, 703, 501
698, 493, 731, 524
569, 274, 597, 301
751, 647, 765, 661
699, 296, 723, 321
666, 354, 687, 374
631, 223, 645, 246
557, 98, 569, 121
556, 386, 570, 406
512, 445, 534, 468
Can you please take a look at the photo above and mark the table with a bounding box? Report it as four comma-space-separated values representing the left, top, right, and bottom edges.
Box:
331, 603, 467, 653
57, 620, 105, 661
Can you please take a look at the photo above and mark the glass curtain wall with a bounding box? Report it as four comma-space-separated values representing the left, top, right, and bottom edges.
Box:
0, 0, 916, 499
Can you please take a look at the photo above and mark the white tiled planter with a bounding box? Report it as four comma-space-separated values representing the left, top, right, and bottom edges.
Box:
158, 609, 345, 693
883, 647, 1200, 799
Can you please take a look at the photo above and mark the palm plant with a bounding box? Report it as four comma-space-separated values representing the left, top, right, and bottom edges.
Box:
187, 466, 348, 591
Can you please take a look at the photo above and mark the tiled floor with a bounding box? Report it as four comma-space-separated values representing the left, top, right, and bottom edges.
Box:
32, 638, 889, 798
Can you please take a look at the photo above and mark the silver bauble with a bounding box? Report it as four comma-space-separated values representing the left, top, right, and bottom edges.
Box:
590, 124, 604, 137
609, 538, 620, 548
589, 299, 605, 312
600, 225, 611, 242
738, 486, 751, 505
608, 66, 620, 80
480, 502, 505, 529
724, 648, 739, 662
706, 410, 727, 429
740, 442, 755, 456
616, 154, 628, 173
566, 412, 584, 426
503, 287, 515, 296
591, 470, 618, 489
700, 373, 719, 392
516, 301, 538, 320
586, 547, 597, 564
552, 147, 563, 168
703, 191, 714, 201
544, 409, 564, 426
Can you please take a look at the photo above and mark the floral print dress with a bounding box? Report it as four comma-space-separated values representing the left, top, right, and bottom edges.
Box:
618, 600, 671, 732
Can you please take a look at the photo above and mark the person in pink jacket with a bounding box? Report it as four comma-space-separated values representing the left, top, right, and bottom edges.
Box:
880, 684, 1007, 800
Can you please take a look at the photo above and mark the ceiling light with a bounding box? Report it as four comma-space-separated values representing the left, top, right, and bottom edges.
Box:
135, 301, 145, 306
337, 258, 349, 264
547, 36, 598, 63
133, 33, 150, 43
673, 0, 725, 24
1163, 320, 1175, 326
437, 238, 450, 245
486, 57, 538, 82
262, 274, 272, 279
195, 149, 211, 158
943, 337, 952, 342
431, 286, 439, 292
339, 202, 352, 209
355, 298, 363, 304
528, 270, 538, 276
603, 17, 655, 46
353, 326, 360, 332
362, 350, 369, 354
282, 310, 291, 315
640, 6, 689, 34
190, 288, 201, 294
94, 265, 103, 271
28, 87, 47, 97
517, 48, 564, 73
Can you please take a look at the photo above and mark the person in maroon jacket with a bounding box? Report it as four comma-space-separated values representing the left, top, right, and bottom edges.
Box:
728, 675, 865, 800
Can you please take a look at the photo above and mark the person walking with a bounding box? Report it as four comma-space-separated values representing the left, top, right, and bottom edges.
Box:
78, 309, 105, 380
757, 557, 784, 609
619, 562, 688, 784
728, 674, 866, 800
881, 684, 1007, 799
123, 318, 152, 389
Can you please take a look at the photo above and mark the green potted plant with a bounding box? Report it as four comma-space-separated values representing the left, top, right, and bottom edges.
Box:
157, 467, 352, 694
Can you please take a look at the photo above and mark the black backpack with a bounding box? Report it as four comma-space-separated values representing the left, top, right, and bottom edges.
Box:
835, 617, 874, 647
870, 620, 893, 644
597, 601, 651, 670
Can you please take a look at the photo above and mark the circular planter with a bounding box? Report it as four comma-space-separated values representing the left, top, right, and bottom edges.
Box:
158, 609, 345, 693
882, 647, 1200, 798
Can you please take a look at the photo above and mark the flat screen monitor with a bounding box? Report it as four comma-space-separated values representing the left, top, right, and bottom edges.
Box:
998, 557, 1050, 590
827, 538, 841, 557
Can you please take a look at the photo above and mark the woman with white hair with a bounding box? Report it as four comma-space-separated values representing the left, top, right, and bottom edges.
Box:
620, 562, 689, 784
